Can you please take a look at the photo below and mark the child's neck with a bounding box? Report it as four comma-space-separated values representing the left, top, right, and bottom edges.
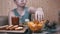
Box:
17, 6, 25, 12
16, 6, 25, 16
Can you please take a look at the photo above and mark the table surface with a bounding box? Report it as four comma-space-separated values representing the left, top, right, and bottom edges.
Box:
0, 26, 28, 33
0, 29, 26, 33
0, 25, 60, 34
32, 25, 60, 34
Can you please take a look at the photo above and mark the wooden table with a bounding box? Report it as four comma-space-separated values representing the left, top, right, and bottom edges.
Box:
0, 26, 28, 34
0, 25, 28, 32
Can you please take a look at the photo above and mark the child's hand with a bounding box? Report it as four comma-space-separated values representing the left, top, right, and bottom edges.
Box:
35, 8, 44, 22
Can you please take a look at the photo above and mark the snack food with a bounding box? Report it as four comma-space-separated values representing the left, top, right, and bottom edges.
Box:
27, 20, 47, 32
6, 25, 13, 30
15, 27, 23, 30
0, 25, 8, 30
9, 25, 18, 30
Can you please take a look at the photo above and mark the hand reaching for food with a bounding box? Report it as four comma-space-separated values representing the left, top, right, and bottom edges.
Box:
35, 8, 44, 22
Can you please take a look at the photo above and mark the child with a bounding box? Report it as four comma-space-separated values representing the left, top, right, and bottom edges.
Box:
8, 0, 44, 34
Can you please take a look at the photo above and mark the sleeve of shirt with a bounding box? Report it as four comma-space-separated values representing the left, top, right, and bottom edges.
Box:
8, 11, 15, 25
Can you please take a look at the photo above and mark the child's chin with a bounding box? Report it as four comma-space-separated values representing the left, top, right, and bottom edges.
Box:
20, 5, 25, 7
20, 4, 25, 6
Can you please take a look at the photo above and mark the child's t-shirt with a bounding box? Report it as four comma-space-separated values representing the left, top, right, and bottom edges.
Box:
13, 7, 31, 24
9, 7, 31, 25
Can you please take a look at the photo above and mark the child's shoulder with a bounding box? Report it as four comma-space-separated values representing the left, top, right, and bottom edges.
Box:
9, 8, 16, 14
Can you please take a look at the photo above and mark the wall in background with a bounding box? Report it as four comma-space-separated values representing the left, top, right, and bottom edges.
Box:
0, 0, 60, 23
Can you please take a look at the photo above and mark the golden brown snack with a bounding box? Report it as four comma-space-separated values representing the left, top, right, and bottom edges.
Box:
15, 27, 23, 30
0, 25, 8, 30
6, 25, 13, 30
27, 20, 46, 32
9, 25, 18, 30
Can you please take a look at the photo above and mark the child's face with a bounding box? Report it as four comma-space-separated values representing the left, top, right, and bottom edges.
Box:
15, 0, 27, 7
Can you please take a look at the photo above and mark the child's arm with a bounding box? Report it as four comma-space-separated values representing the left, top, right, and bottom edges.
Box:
28, 7, 44, 21
8, 11, 15, 25
28, 7, 36, 14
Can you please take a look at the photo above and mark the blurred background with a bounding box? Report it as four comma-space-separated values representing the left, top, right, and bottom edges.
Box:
0, 0, 60, 24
